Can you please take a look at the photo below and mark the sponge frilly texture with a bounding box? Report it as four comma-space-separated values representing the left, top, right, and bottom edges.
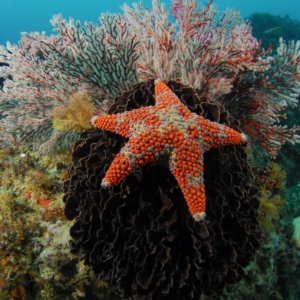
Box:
63, 80, 261, 299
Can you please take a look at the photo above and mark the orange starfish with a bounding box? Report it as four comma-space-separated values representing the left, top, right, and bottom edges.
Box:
91, 79, 246, 221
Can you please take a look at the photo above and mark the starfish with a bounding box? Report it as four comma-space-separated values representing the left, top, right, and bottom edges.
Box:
91, 79, 246, 221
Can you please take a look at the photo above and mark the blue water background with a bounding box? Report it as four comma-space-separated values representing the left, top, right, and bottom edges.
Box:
0, 0, 299, 45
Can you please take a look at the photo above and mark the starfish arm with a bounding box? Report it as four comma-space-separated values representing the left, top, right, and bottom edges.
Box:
222, 126, 246, 146
102, 133, 158, 188
91, 113, 123, 135
197, 116, 246, 150
91, 107, 154, 138
154, 78, 184, 108
101, 152, 133, 187
169, 141, 207, 221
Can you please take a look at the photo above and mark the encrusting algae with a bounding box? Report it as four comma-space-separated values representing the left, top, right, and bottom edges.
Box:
0, 146, 115, 299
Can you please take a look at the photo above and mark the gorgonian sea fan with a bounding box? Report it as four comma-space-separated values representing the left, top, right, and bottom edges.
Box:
0, 0, 299, 157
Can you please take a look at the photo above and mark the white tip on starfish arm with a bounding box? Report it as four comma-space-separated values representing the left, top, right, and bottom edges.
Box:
241, 133, 247, 142
193, 212, 206, 222
101, 178, 112, 189
154, 78, 163, 84
90, 115, 98, 127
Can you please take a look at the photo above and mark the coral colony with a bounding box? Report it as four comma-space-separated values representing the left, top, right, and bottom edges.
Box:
92, 78, 246, 220
1, 0, 300, 298
0, 0, 299, 156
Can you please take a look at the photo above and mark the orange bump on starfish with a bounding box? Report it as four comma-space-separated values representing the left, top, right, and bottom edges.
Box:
91, 79, 246, 221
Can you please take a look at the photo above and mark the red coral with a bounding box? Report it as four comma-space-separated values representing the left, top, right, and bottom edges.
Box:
36, 195, 52, 209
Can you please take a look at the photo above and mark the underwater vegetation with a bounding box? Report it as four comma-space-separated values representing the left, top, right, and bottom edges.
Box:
258, 162, 286, 231
246, 11, 300, 183
53, 93, 96, 132
218, 161, 300, 300
248, 12, 300, 51
0, 0, 300, 299
0, 0, 299, 157
0, 146, 117, 299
